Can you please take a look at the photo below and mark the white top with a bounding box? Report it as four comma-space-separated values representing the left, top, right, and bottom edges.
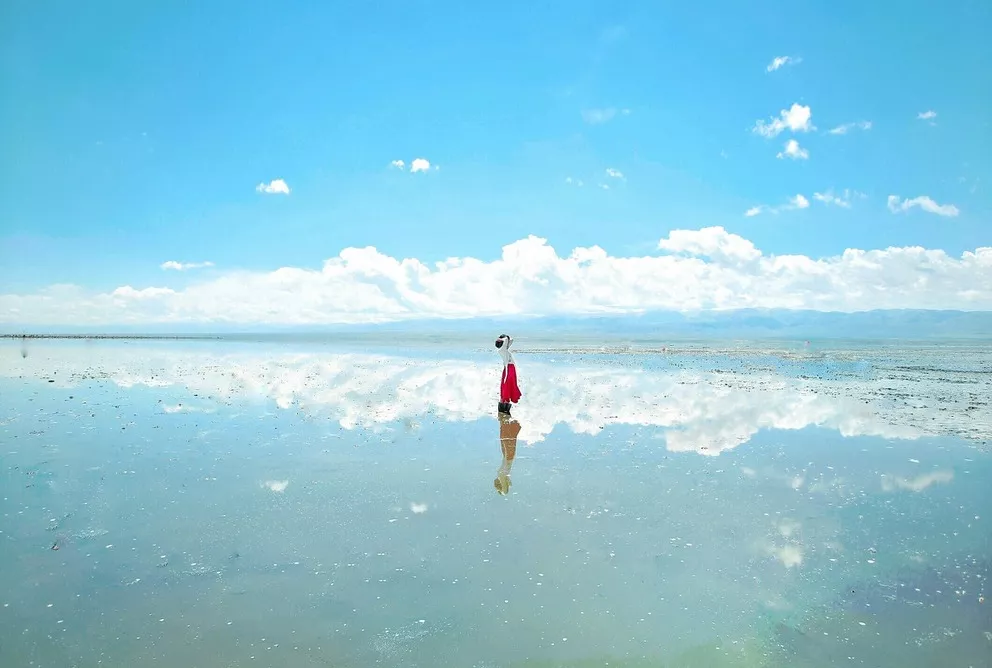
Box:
496, 335, 515, 367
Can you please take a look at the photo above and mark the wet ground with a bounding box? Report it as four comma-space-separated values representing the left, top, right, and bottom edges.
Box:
1, 337, 989, 667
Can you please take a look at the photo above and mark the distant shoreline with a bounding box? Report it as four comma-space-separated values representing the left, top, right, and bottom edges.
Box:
1, 334, 222, 340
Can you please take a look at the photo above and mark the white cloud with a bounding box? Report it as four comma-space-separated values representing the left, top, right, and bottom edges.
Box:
813, 190, 852, 208
753, 103, 814, 138
256, 179, 291, 195
658, 226, 760, 264
777, 139, 809, 160
3, 228, 991, 325
160, 261, 214, 271
917, 110, 937, 121
599, 183, 610, 190
581, 108, 618, 124
828, 120, 872, 135
410, 503, 428, 514
565, 177, 584, 187
111, 286, 177, 300
410, 158, 432, 173
746, 194, 809, 216
263, 480, 289, 493
390, 159, 405, 169
887, 195, 960, 217
766, 55, 802, 72
605, 168, 625, 179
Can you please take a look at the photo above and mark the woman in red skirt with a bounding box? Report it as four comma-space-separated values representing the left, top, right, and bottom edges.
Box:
495, 334, 522, 415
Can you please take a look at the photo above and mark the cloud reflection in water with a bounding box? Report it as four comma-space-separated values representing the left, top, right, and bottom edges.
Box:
5, 344, 954, 456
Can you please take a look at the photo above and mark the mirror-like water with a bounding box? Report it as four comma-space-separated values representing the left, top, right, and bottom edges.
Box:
1, 338, 989, 667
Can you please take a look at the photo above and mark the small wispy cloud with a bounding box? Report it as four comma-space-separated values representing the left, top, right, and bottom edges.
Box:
410, 502, 428, 514
160, 260, 214, 271
581, 107, 630, 124
391, 158, 437, 173
745, 194, 809, 216
600, 25, 627, 44
599, 183, 610, 190
753, 104, 814, 138
766, 55, 802, 72
605, 167, 625, 179
777, 139, 809, 160
256, 178, 291, 195
917, 110, 937, 122
887, 195, 959, 217
828, 120, 872, 135
564, 177, 584, 187
813, 190, 853, 208
410, 158, 432, 173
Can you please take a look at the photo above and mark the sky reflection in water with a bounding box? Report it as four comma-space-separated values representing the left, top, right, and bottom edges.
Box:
0, 339, 989, 667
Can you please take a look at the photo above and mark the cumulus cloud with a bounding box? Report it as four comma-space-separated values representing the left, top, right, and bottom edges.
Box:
828, 120, 872, 135
256, 179, 291, 195
605, 168, 625, 179
753, 103, 814, 138
160, 261, 214, 271
410, 158, 432, 173
390, 159, 405, 169
3, 228, 991, 325
766, 55, 801, 72
777, 139, 809, 160
887, 195, 960, 217
658, 226, 760, 264
745, 195, 809, 216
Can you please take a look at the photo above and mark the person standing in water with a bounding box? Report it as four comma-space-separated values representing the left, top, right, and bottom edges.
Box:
495, 334, 521, 415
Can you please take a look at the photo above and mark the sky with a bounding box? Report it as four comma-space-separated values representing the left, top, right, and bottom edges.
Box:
1, 0, 990, 326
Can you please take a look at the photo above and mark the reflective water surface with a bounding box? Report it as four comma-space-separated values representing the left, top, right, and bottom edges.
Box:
1, 338, 989, 667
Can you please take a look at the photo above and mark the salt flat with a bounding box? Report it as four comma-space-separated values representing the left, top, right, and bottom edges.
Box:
1, 337, 989, 667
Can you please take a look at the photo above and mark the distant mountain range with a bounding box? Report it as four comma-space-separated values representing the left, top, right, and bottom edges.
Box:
4, 309, 991, 340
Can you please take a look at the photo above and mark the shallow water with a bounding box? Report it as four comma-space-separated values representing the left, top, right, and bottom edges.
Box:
1, 338, 990, 667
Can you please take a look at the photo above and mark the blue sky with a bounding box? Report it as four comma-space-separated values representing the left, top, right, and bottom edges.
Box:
1, 1, 990, 324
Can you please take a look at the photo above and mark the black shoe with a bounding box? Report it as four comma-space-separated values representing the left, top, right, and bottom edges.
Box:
498, 402, 511, 415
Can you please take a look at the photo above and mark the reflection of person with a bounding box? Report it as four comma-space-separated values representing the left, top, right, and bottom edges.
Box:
495, 334, 521, 416
494, 412, 521, 495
